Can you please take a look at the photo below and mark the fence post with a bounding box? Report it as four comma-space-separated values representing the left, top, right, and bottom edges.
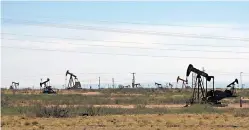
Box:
240, 97, 243, 108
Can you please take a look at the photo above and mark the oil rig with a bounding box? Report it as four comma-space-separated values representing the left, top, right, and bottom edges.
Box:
65, 70, 82, 89
40, 78, 56, 94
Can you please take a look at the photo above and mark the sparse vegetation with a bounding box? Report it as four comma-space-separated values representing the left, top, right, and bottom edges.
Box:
1, 88, 249, 130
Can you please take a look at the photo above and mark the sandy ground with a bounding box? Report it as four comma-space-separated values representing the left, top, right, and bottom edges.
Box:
2, 90, 102, 95
13, 103, 249, 109
2, 114, 249, 130
111, 93, 143, 96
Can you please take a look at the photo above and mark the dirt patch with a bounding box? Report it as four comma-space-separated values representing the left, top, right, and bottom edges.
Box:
81, 92, 102, 95
227, 103, 249, 108
59, 91, 102, 95
146, 104, 185, 108
111, 93, 143, 96
94, 104, 134, 109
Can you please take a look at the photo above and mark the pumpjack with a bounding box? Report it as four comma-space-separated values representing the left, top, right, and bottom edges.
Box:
168, 83, 173, 89
177, 76, 189, 89
9, 82, 19, 89
124, 85, 131, 88
206, 79, 238, 104
185, 64, 214, 105
185, 64, 239, 106
155, 82, 163, 88
40, 78, 56, 94
226, 79, 238, 96
134, 83, 142, 88
118, 85, 130, 89
65, 70, 82, 90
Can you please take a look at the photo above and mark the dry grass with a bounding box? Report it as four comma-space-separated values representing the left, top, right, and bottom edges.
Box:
2, 89, 249, 130
2, 114, 249, 130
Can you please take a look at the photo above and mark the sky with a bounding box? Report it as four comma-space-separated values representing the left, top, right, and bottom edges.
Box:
1, 1, 249, 89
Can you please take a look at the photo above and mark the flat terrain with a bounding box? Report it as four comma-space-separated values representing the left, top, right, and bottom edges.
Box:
1, 88, 249, 130
2, 114, 249, 130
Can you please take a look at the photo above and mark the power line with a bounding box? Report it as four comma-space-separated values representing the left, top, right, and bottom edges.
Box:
2, 18, 249, 41
3, 72, 248, 80
1, 45, 249, 60
5, 16, 248, 30
3, 33, 249, 48
2, 37, 249, 54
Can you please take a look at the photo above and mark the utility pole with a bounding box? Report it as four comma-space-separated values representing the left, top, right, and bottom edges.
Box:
112, 78, 115, 89
240, 72, 243, 89
98, 77, 100, 89
40, 78, 42, 92
131, 73, 136, 88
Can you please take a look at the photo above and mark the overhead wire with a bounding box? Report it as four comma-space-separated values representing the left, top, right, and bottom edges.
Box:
5, 16, 249, 30
3, 33, 249, 48
2, 72, 248, 80
2, 37, 249, 54
2, 18, 249, 41
2, 45, 249, 60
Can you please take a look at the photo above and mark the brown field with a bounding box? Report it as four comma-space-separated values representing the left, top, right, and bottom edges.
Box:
2, 88, 249, 130
2, 114, 249, 130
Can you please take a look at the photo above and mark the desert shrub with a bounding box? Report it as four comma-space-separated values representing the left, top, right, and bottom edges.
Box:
178, 104, 221, 114
31, 121, 39, 125
85, 105, 103, 116
233, 109, 249, 117
1, 121, 6, 127
1, 93, 10, 107
24, 122, 30, 126
33, 104, 69, 118
1, 106, 32, 115
135, 104, 146, 109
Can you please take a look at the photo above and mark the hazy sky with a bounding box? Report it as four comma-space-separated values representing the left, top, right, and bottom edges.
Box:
1, 2, 249, 88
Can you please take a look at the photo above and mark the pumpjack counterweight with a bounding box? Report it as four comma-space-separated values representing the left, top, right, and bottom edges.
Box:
66, 70, 82, 90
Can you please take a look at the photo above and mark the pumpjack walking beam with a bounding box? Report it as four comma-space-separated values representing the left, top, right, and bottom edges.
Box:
40, 78, 50, 88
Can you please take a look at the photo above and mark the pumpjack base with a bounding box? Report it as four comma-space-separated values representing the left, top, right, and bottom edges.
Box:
42, 86, 56, 94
